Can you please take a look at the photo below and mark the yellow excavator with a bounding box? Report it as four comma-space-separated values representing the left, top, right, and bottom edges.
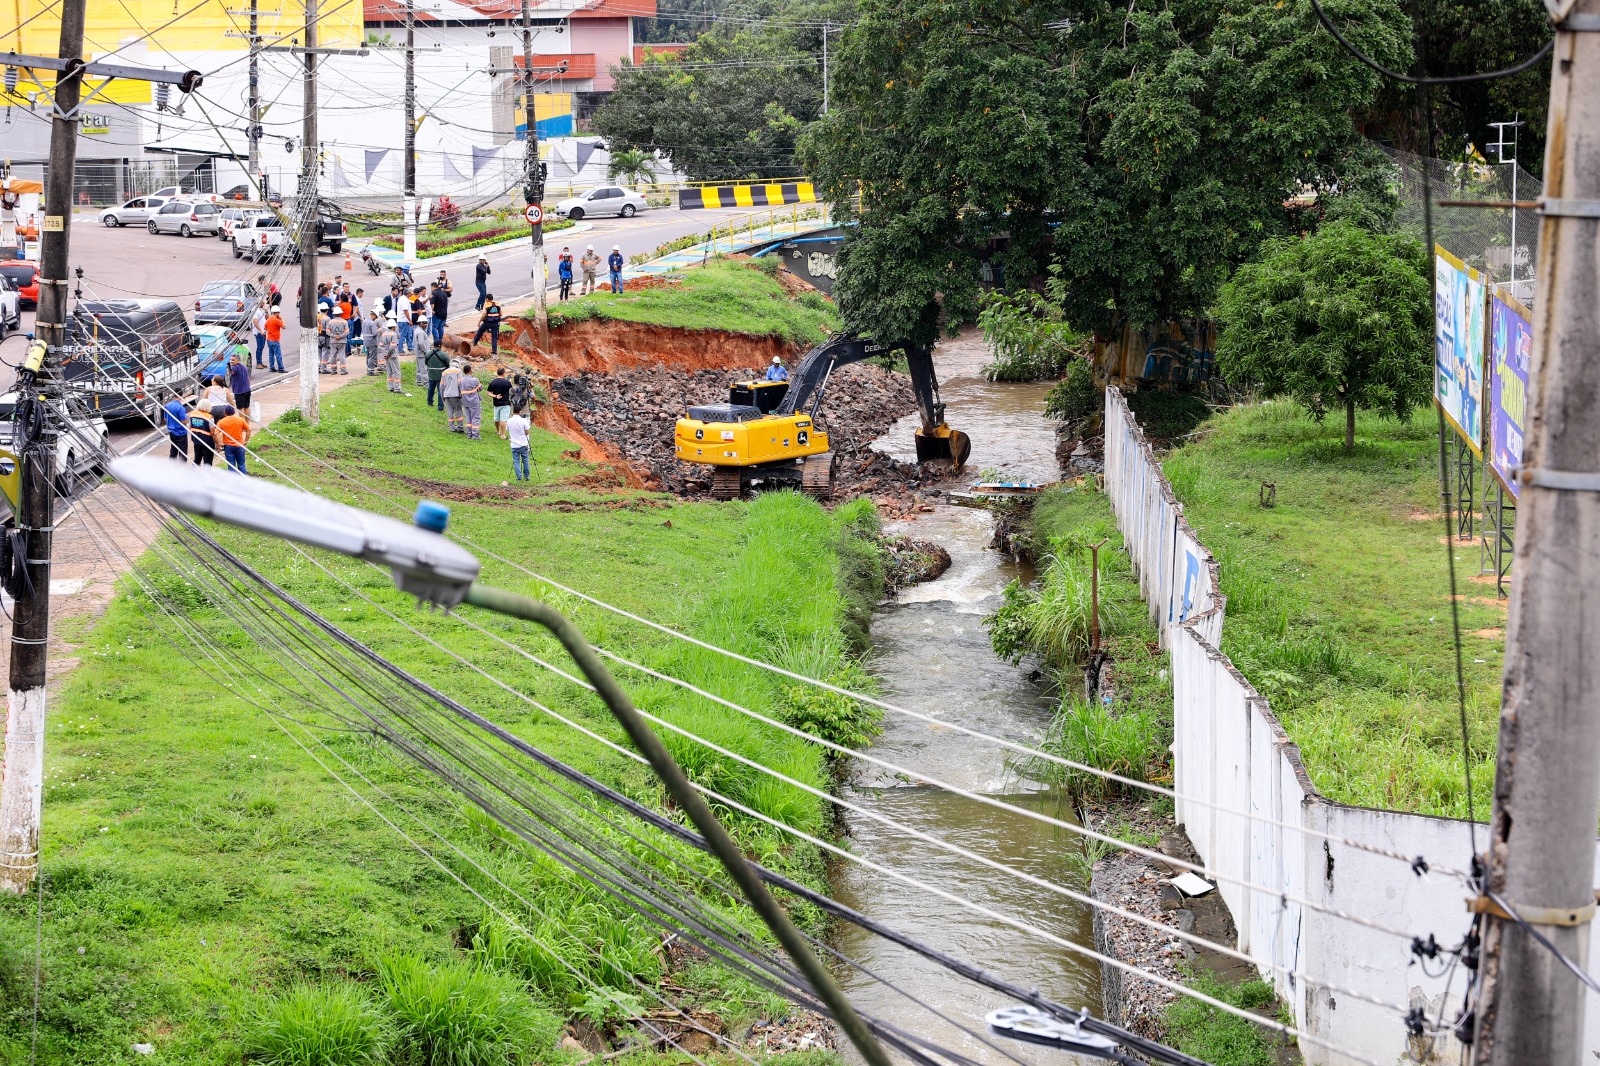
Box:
674, 335, 971, 500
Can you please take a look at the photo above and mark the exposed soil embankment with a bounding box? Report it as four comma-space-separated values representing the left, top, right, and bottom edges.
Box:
501, 317, 793, 378
554, 362, 918, 496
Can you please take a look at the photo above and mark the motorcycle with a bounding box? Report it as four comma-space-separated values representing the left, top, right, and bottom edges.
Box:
360, 244, 383, 275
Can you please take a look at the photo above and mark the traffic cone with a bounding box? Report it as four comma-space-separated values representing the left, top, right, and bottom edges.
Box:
344, 248, 353, 270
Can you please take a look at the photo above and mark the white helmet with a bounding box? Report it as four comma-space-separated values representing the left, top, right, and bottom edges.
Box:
613, 244, 620, 251
772, 356, 781, 364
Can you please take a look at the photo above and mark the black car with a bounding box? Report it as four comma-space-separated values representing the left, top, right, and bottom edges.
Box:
62, 299, 200, 419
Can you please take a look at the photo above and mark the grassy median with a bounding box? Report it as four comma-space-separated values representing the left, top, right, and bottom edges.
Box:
0, 378, 880, 1064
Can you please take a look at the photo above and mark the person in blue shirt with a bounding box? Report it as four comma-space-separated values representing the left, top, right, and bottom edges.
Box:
162, 396, 189, 460
765, 356, 789, 382
557, 253, 574, 302
607, 245, 625, 294
227, 353, 253, 416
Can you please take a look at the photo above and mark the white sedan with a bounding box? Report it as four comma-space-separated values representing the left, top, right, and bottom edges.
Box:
553, 186, 647, 221
100, 195, 176, 227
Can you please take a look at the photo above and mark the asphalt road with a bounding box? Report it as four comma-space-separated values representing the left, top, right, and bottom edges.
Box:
0, 203, 752, 458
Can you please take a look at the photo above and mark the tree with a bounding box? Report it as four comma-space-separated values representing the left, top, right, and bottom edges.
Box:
596, 3, 850, 183
799, 0, 1412, 346
606, 147, 658, 187
1213, 220, 1432, 453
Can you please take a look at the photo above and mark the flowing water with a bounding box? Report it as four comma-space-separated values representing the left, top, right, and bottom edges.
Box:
832, 334, 1100, 1063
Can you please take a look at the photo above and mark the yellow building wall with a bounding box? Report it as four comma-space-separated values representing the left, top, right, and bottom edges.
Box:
1, 0, 364, 57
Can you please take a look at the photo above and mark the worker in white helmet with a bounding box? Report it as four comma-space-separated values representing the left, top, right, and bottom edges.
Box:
580, 244, 601, 295
608, 244, 625, 293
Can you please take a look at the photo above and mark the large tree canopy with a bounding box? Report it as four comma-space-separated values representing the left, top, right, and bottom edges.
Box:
1213, 220, 1432, 452
597, 4, 849, 182
799, 0, 1412, 345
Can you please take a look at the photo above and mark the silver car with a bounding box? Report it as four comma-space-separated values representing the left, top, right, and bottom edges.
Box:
148, 200, 221, 237
194, 279, 262, 326
100, 195, 173, 227
553, 186, 647, 221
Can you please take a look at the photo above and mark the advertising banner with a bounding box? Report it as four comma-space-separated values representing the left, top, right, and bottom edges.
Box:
1488, 289, 1533, 497
1435, 246, 1487, 455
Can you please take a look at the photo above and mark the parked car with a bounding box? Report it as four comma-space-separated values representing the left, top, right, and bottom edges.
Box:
0, 275, 19, 341
0, 390, 110, 493
148, 200, 221, 237
62, 299, 200, 419
0, 261, 38, 309
193, 323, 239, 382
220, 183, 281, 203
234, 214, 296, 262
149, 186, 218, 202
553, 186, 647, 221
194, 280, 261, 327
100, 195, 174, 227
218, 207, 269, 242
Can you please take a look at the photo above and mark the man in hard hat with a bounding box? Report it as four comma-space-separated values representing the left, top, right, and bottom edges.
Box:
607, 244, 625, 293
765, 356, 789, 382
580, 245, 601, 296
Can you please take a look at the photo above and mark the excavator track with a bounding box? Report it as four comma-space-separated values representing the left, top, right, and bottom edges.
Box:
801, 452, 834, 500
711, 467, 744, 500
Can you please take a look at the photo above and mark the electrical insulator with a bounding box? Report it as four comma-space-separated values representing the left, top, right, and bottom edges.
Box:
155, 82, 170, 110
3, 67, 17, 94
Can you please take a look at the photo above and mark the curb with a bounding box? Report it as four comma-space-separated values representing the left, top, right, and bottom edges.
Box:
359, 221, 595, 270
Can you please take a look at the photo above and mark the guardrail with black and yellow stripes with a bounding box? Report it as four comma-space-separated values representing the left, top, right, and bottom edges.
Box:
678, 182, 818, 210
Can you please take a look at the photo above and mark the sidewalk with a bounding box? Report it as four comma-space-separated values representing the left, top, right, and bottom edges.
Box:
0, 367, 362, 692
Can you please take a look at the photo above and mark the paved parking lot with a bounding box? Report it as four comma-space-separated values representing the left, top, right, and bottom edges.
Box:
0, 202, 754, 457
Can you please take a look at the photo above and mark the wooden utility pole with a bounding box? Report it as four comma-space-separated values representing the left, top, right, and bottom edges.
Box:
247, 0, 261, 188
522, 0, 549, 351
297, 0, 320, 424
1474, 2, 1600, 1061
0, 0, 81, 896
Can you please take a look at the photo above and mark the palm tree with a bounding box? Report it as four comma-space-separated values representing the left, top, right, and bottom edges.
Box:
606, 148, 658, 189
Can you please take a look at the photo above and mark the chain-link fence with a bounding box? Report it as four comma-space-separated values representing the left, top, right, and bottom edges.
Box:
1387, 146, 1541, 306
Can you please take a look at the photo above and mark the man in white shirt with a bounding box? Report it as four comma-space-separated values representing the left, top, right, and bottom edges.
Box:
507, 405, 532, 481
251, 304, 269, 368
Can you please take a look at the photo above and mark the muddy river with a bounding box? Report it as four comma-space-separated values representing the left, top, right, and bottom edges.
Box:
832, 334, 1101, 1063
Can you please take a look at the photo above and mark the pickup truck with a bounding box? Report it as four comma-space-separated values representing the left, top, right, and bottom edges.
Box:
232, 214, 348, 262
0, 390, 110, 495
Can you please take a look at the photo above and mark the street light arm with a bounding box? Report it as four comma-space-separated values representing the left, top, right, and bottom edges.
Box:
460, 582, 894, 1066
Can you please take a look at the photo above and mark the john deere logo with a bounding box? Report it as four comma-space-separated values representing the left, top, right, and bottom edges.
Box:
797, 430, 809, 446
694, 428, 704, 440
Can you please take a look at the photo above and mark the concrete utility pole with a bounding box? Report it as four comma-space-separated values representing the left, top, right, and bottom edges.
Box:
402, 0, 416, 264
0, 0, 81, 896
297, 0, 320, 424
247, 0, 261, 187
1474, 3, 1600, 1062
522, 0, 549, 351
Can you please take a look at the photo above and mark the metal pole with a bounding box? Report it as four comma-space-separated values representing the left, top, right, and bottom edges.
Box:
297, 0, 320, 424
1475, 3, 1600, 1061
247, 0, 260, 189
821, 22, 829, 116
522, 0, 549, 352
0, 0, 80, 896
402, 0, 416, 264
459, 582, 893, 1066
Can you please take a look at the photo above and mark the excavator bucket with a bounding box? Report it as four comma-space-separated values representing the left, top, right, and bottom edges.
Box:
914, 423, 972, 468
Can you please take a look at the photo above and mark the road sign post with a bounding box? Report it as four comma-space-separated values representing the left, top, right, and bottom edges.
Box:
524, 203, 543, 226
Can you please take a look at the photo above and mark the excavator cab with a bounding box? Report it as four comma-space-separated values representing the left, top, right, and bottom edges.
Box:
673, 335, 969, 500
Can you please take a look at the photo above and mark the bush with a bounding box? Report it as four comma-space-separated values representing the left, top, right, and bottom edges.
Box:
987, 542, 1124, 669
243, 983, 392, 1066
1044, 358, 1099, 422
978, 285, 1082, 381
753, 254, 781, 278
378, 953, 561, 1066
432, 195, 462, 230
1125, 387, 1213, 440
1038, 696, 1160, 798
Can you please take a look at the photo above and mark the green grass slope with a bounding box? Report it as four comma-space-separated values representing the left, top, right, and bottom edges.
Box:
0, 378, 881, 1064
543, 258, 839, 346
1162, 401, 1503, 817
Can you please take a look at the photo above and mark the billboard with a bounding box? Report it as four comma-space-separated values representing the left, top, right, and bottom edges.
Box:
1488, 289, 1533, 497
1435, 246, 1487, 455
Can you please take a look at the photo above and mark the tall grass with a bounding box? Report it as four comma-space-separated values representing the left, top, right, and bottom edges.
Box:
1035, 697, 1160, 799
244, 983, 392, 1066
378, 954, 561, 1066
1162, 970, 1285, 1066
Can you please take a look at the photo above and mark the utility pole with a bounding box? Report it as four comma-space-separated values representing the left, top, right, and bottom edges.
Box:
0, 0, 82, 896
1473, 3, 1600, 1062
821, 22, 829, 115
247, 0, 261, 190
522, 0, 549, 352
297, 0, 320, 424
402, 0, 416, 264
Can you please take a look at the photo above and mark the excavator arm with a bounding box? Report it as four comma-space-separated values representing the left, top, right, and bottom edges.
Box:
776, 335, 971, 467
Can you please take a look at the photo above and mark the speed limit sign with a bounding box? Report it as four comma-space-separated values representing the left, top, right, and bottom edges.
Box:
524, 203, 544, 225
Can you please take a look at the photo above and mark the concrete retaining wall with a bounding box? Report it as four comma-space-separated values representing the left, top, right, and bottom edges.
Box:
1102, 387, 1600, 1063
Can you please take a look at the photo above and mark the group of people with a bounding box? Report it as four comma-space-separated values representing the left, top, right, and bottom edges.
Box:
420, 355, 536, 479
309, 271, 456, 378
554, 244, 626, 300
162, 352, 254, 473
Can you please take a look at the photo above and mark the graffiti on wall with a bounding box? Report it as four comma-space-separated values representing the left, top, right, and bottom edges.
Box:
1095, 319, 1219, 387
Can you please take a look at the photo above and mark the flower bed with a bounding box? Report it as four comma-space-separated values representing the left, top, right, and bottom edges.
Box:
369, 218, 574, 259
